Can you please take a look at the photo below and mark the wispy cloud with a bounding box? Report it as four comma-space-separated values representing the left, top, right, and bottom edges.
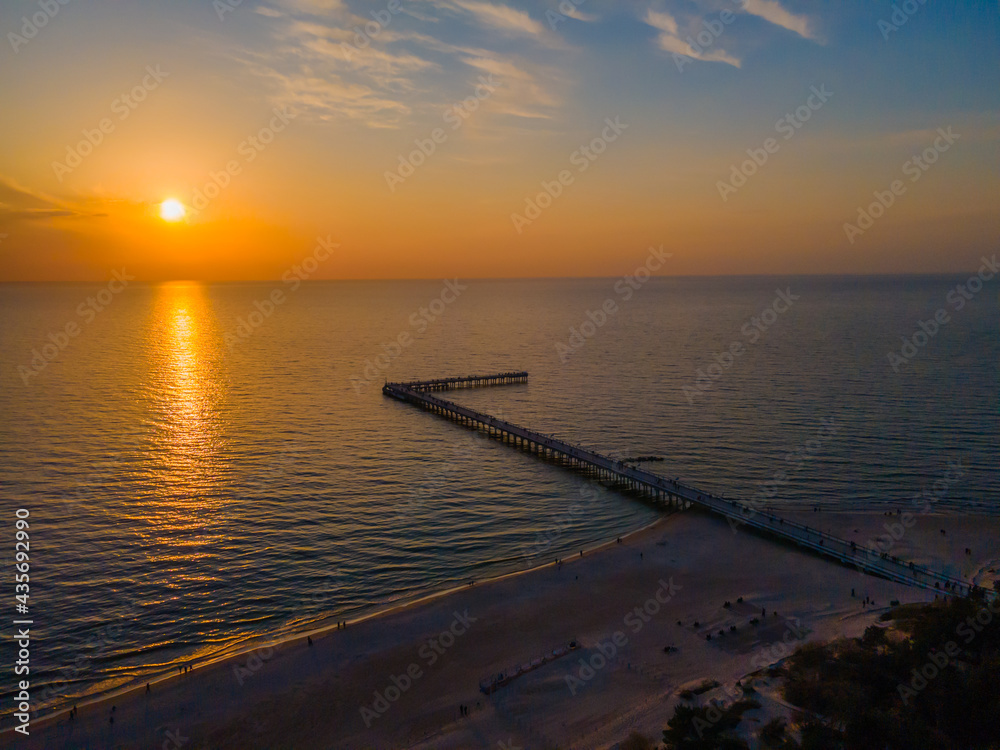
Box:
561, 5, 598, 23
233, 1, 563, 129
232, 10, 434, 127
0, 177, 102, 225
254, 6, 285, 19
460, 54, 560, 119
644, 9, 741, 67
432, 0, 545, 36
277, 0, 345, 14
646, 8, 678, 36
741, 0, 815, 40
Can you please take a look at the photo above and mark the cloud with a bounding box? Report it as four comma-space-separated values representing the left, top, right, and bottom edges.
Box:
232, 0, 564, 129
0, 177, 57, 211
741, 0, 815, 40
440, 0, 545, 36
645, 9, 678, 36
460, 54, 561, 119
0, 177, 103, 226
251, 65, 414, 125
2, 209, 78, 220
275, 0, 345, 14
561, 6, 598, 23
254, 6, 285, 18
232, 11, 439, 127
644, 9, 741, 68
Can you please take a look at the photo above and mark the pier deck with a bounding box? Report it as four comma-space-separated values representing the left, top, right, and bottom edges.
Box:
383, 372, 984, 598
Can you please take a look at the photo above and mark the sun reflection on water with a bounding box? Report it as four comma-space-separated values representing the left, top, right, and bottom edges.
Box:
144, 282, 229, 540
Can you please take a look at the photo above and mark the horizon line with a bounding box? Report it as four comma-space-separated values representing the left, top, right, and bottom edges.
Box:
0, 270, 986, 285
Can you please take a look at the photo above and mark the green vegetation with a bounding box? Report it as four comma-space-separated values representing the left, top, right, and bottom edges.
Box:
658, 595, 1000, 750
662, 699, 759, 749
781, 594, 1000, 749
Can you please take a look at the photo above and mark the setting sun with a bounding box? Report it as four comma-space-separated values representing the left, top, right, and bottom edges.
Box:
160, 199, 186, 222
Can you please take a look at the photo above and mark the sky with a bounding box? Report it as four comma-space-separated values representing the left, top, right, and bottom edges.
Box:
0, 0, 997, 281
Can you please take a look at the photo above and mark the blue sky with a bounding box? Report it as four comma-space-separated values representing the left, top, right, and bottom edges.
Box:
0, 0, 997, 279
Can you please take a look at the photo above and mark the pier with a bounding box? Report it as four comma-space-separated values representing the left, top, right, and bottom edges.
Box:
394, 371, 528, 392
383, 373, 985, 598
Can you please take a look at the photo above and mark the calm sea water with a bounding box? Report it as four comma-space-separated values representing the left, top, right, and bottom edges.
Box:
0, 275, 996, 720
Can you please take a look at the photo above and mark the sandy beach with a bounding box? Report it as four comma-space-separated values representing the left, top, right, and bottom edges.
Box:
10, 507, 999, 750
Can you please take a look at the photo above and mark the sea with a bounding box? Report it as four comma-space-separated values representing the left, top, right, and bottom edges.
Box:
0, 274, 996, 722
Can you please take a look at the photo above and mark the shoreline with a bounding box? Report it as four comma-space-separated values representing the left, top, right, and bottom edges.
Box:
6, 513, 670, 735
10, 508, 998, 749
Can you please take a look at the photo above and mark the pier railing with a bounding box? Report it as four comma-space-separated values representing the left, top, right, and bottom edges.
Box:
395, 371, 528, 392
383, 373, 987, 599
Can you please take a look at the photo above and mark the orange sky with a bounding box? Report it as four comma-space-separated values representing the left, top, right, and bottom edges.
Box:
1, 0, 997, 281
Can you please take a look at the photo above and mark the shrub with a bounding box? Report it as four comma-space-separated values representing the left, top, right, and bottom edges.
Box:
759, 716, 787, 745
782, 596, 1000, 749
662, 699, 758, 749
621, 731, 655, 750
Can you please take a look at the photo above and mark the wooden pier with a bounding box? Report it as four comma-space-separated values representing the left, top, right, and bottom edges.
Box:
383, 373, 985, 598
394, 371, 528, 392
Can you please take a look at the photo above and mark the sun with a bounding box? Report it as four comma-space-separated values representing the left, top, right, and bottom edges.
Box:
160, 198, 186, 222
